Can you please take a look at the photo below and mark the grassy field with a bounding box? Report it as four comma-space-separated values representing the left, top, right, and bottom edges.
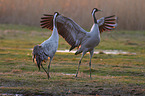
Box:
0, 24, 145, 95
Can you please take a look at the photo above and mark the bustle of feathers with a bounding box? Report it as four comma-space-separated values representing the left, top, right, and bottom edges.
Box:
32, 45, 48, 70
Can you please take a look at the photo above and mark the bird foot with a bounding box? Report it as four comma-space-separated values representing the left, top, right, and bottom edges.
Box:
47, 76, 51, 79
75, 74, 78, 78
90, 76, 92, 79
47, 74, 50, 79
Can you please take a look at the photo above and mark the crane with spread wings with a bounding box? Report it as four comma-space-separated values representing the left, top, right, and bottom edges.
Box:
40, 8, 117, 78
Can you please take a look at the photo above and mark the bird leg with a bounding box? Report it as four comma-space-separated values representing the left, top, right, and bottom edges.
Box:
75, 59, 81, 77
89, 50, 94, 78
47, 57, 52, 79
75, 52, 86, 77
40, 63, 49, 78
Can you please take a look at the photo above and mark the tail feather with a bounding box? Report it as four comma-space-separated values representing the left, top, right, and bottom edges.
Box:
36, 56, 41, 70
32, 45, 48, 70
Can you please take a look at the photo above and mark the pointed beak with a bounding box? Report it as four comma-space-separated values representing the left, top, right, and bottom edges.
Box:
98, 9, 102, 12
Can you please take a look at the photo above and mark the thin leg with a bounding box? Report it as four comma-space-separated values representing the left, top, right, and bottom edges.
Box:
75, 52, 86, 77
41, 63, 49, 78
89, 50, 94, 78
47, 57, 53, 79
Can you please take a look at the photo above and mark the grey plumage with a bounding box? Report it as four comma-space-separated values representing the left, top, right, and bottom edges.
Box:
32, 12, 59, 79
32, 45, 48, 70
41, 8, 118, 78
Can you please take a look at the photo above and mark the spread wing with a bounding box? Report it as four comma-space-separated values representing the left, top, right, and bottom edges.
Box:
97, 15, 118, 33
41, 14, 87, 51
41, 14, 53, 30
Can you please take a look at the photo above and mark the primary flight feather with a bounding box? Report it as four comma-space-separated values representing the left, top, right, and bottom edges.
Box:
40, 8, 117, 78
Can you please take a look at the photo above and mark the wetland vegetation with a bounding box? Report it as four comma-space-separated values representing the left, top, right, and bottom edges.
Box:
0, 24, 145, 95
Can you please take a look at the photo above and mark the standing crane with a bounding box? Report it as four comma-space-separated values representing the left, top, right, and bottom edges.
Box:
40, 8, 117, 78
32, 12, 59, 79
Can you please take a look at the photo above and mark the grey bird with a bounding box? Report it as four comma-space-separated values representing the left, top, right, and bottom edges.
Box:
40, 8, 117, 78
32, 12, 59, 79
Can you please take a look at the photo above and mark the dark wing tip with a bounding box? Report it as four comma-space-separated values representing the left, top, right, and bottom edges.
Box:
40, 14, 53, 30
43, 14, 53, 16
69, 46, 75, 51
105, 15, 115, 19
99, 15, 117, 33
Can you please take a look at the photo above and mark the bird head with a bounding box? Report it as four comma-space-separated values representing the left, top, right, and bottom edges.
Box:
91, 8, 101, 15
54, 12, 60, 17
53, 12, 60, 27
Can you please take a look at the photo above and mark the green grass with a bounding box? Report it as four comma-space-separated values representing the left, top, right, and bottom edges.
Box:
0, 24, 145, 95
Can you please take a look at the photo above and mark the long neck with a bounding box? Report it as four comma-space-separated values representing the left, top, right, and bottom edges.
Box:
53, 14, 57, 28
91, 12, 100, 38
51, 14, 59, 39
90, 11, 100, 37
92, 13, 97, 24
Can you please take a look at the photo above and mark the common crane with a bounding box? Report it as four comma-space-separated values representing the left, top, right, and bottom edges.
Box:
32, 12, 59, 79
40, 8, 117, 78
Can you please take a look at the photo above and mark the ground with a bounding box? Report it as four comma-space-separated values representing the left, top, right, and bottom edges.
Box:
0, 24, 145, 96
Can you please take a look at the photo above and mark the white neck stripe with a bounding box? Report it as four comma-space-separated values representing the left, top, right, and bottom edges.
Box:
92, 9, 96, 16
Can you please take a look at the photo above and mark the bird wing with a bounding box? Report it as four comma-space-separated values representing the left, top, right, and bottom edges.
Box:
97, 15, 118, 33
41, 14, 53, 30
41, 14, 87, 50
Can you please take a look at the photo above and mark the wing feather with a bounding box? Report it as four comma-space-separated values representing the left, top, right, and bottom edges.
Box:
105, 15, 115, 19
40, 15, 53, 30
98, 15, 118, 33
41, 14, 87, 50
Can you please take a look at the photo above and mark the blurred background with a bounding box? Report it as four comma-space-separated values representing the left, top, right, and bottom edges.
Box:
0, 0, 145, 30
